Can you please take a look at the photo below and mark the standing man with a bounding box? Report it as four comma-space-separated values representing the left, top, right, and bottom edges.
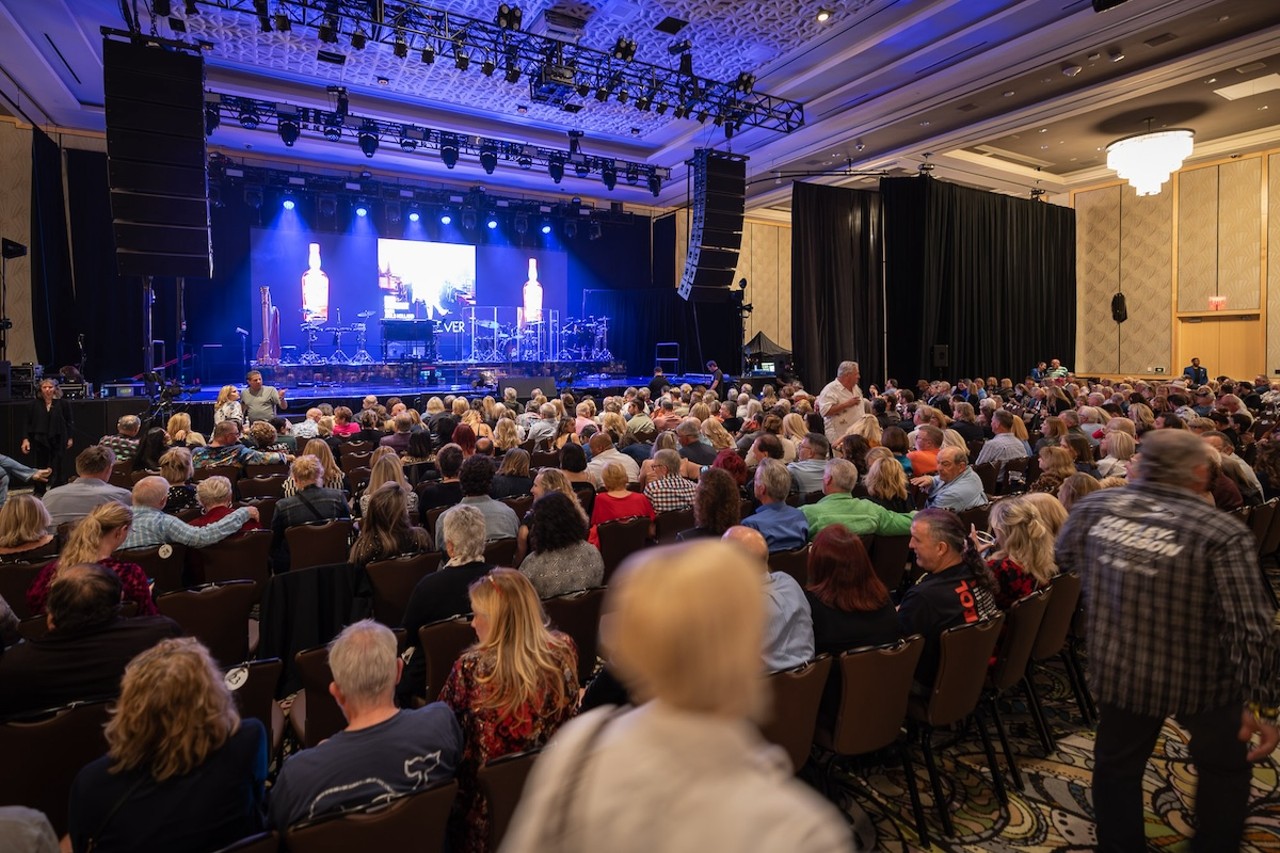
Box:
647, 367, 668, 401
1056, 430, 1280, 852
1183, 357, 1209, 387
242, 369, 287, 423
706, 361, 725, 396
816, 361, 864, 444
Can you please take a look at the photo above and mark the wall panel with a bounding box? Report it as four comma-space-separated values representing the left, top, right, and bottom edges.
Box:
1177, 165, 1218, 312
1075, 186, 1121, 373
1119, 185, 1174, 374
1269, 153, 1280, 374
0, 121, 35, 365
1218, 158, 1262, 311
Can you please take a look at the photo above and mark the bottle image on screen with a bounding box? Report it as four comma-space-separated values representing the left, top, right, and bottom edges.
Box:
522, 257, 543, 324
301, 242, 329, 324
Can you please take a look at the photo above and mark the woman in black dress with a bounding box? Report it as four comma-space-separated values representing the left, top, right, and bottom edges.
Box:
21, 378, 74, 491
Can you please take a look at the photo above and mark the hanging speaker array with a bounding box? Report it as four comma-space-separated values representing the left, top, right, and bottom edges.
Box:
677, 149, 746, 301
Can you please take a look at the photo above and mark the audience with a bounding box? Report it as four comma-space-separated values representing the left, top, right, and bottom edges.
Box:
586, 432, 641, 484
190, 476, 259, 534
1058, 472, 1103, 513
723, 525, 814, 671
787, 432, 830, 495
1031, 446, 1075, 494
121, 476, 257, 552
980, 496, 1059, 609
1096, 429, 1135, 479
270, 455, 351, 572
741, 458, 809, 552
863, 454, 913, 513
417, 443, 464, 510
132, 426, 170, 473
0, 495, 57, 562
194, 421, 289, 469
284, 439, 346, 497
433, 456, 519, 546
159, 447, 200, 514
358, 454, 418, 517
911, 446, 987, 511
27, 502, 156, 617
41, 446, 132, 526
348, 484, 432, 569
804, 526, 899, 655
801, 458, 914, 539
588, 462, 656, 546
675, 467, 741, 541
520, 491, 604, 598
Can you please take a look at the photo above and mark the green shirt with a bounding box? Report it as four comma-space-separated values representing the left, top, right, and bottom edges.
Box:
800, 493, 915, 539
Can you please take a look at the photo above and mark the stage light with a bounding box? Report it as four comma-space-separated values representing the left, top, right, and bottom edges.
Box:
624, 164, 639, 185
517, 146, 534, 170
481, 59, 495, 77
409, 210, 421, 222
601, 161, 617, 191
184, 0, 197, 13
357, 120, 379, 158
734, 72, 756, 94
655, 101, 668, 115
462, 210, 477, 230
238, 106, 260, 129
486, 216, 498, 230
648, 171, 662, 197
636, 96, 650, 111
595, 87, 609, 102
514, 213, 528, 234
274, 12, 290, 31
455, 50, 470, 71
323, 114, 343, 142
394, 35, 408, 58
440, 212, 453, 225
318, 16, 338, 43
440, 134, 460, 169
505, 65, 521, 84
421, 46, 435, 64
816, 7, 833, 22
282, 197, 295, 211
574, 161, 590, 179
540, 222, 552, 235
479, 142, 498, 174
564, 219, 578, 238
277, 116, 300, 146
355, 204, 369, 217
495, 3, 522, 30
588, 221, 602, 240
611, 37, 636, 62
244, 187, 263, 209
351, 31, 366, 50
398, 130, 417, 152
616, 89, 629, 105
548, 155, 565, 184
204, 104, 220, 136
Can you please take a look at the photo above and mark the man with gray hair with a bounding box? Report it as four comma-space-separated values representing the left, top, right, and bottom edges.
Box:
741, 458, 809, 552
787, 432, 829, 495
1203, 431, 1265, 507
674, 416, 717, 466
269, 619, 462, 829
643, 448, 696, 513
910, 446, 986, 511
722, 525, 814, 672
120, 475, 257, 551
1057, 429, 1280, 852
816, 361, 865, 444
525, 402, 559, 447
98, 414, 142, 463
800, 458, 914, 539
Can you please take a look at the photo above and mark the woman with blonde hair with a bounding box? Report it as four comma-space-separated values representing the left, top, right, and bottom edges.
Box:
1097, 429, 1136, 479
983, 496, 1058, 609
284, 438, 346, 497
441, 568, 578, 853
600, 411, 628, 444
501, 541, 847, 851
160, 446, 199, 514
213, 385, 244, 426
0, 495, 56, 562
1031, 446, 1076, 494
26, 501, 155, 617
67, 637, 266, 852
349, 483, 431, 568
493, 417, 520, 452
1128, 402, 1156, 435
700, 417, 734, 452
863, 455, 912, 513
781, 412, 808, 444
358, 454, 418, 516
1018, 491, 1068, 538
166, 412, 203, 447
846, 414, 883, 447
1058, 472, 1103, 513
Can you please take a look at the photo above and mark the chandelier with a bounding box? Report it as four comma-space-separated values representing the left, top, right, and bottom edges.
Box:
1105, 128, 1194, 196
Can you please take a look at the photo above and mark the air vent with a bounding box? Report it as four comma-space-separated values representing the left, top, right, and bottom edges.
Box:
655, 16, 688, 34
1237, 61, 1267, 74
1143, 32, 1177, 48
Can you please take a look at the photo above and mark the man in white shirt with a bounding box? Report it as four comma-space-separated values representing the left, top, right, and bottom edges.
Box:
292, 408, 323, 440
816, 360, 865, 444
586, 433, 641, 484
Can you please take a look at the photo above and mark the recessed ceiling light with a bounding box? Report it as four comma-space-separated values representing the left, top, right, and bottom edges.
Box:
1205, 77, 1217, 84
919, 120, 930, 126
1040, 145, 1050, 150
1260, 105, 1271, 111
816, 8, 833, 23
1003, 90, 1015, 97
376, 76, 389, 86
1039, 128, 1048, 133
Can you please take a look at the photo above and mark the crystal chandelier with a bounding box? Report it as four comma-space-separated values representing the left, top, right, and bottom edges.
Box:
1105, 128, 1194, 196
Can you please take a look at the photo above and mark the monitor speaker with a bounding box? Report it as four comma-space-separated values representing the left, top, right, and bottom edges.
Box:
103, 37, 212, 279
932, 345, 950, 369
677, 150, 746, 301
505, 377, 547, 400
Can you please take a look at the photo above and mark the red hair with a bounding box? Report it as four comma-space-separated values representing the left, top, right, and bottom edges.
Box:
806, 526, 888, 612
452, 423, 477, 456
712, 448, 747, 487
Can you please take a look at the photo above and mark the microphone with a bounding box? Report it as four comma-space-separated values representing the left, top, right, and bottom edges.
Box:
235, 327, 249, 336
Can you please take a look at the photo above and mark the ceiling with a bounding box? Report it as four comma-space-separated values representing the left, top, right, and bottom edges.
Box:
1, 0, 1279, 214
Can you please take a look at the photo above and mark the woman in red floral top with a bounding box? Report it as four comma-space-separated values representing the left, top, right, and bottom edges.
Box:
26, 501, 156, 616
979, 495, 1060, 610
440, 568, 578, 853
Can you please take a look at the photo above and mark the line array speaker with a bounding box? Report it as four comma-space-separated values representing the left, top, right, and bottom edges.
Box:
677, 149, 746, 302
103, 37, 212, 279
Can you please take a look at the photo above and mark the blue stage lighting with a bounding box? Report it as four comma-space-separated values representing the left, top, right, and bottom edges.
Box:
409, 211, 420, 222
487, 218, 498, 229
282, 198, 295, 210
540, 223, 552, 234
440, 213, 452, 225
355, 205, 368, 217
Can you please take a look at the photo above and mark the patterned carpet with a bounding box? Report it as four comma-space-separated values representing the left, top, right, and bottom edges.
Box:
815, 658, 1280, 852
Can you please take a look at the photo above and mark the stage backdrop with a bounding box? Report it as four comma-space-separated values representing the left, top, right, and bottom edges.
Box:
880, 177, 1076, 383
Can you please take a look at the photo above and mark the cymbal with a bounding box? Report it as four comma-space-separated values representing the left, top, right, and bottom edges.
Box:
357, 310, 376, 318
476, 320, 502, 330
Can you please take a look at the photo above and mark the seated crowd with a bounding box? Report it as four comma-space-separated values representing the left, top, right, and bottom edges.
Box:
2, 363, 1278, 850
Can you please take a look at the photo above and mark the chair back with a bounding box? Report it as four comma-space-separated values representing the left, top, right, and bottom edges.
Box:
998, 457, 1030, 494
293, 645, 347, 748
803, 490, 824, 505
340, 441, 374, 458
500, 494, 535, 517
245, 462, 290, 478
366, 552, 444, 626
226, 657, 283, 735
596, 516, 650, 583
347, 468, 372, 493
194, 464, 242, 485
1249, 499, 1276, 546
0, 700, 111, 836
199, 530, 273, 600
1031, 572, 1081, 662
483, 537, 519, 567
653, 508, 695, 544
767, 544, 811, 588
1261, 501, 1280, 560
239, 475, 287, 499
283, 780, 457, 853
287, 520, 354, 572
530, 450, 560, 469
987, 588, 1051, 692
868, 535, 911, 592
117, 542, 189, 594
418, 617, 476, 702
572, 484, 596, 517
477, 751, 540, 850
821, 636, 925, 756
340, 452, 374, 474
542, 588, 605, 684
758, 656, 833, 772
972, 462, 998, 495
956, 504, 990, 534
423, 505, 450, 536
919, 614, 1005, 728
156, 580, 258, 667
0, 561, 44, 620
212, 831, 279, 853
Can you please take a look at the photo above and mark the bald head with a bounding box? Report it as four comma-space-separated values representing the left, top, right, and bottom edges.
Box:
132, 475, 170, 509
722, 525, 769, 564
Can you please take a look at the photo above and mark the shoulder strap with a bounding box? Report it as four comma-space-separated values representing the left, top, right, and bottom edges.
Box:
294, 488, 327, 521
86, 774, 150, 851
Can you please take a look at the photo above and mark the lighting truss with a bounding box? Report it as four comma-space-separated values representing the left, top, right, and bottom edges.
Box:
207, 92, 670, 187
173, 0, 804, 134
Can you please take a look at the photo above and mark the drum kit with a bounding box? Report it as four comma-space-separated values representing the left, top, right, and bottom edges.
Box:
557, 316, 612, 361
298, 310, 377, 365
469, 315, 612, 363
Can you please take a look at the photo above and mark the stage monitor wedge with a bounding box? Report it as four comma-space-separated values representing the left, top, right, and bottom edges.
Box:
103, 37, 212, 279
677, 149, 746, 302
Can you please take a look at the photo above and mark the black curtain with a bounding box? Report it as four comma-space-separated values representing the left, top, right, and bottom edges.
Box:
582, 288, 737, 380
881, 177, 1076, 382
30, 128, 77, 369
790, 182, 884, 392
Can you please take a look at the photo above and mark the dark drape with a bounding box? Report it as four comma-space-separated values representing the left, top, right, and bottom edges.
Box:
881, 177, 1076, 382
582, 288, 737, 379
30, 128, 77, 369
790, 182, 884, 392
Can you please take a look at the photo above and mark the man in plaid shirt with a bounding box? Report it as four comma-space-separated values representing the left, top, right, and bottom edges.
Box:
1057, 429, 1280, 852
643, 449, 696, 513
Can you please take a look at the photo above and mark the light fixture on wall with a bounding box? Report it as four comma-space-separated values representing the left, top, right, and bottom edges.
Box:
1105, 123, 1194, 196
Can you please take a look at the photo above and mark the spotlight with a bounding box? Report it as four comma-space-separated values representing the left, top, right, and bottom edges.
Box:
357, 120, 379, 158
624, 164, 639, 185
574, 161, 590, 179
318, 195, 337, 217
734, 72, 756, 94
517, 146, 534, 170
409, 209, 421, 222
355, 204, 369, 217
678, 53, 694, 76
440, 212, 453, 225
816, 7, 833, 22
282, 197, 296, 211
611, 38, 636, 61
394, 35, 408, 59
481, 59, 495, 77
351, 31, 367, 50
647, 170, 661, 197
277, 116, 300, 146
455, 50, 470, 71
244, 187, 263, 209
323, 114, 343, 142
654, 101, 668, 116
440, 134, 460, 169
237, 106, 260, 129
479, 142, 498, 174
421, 46, 435, 64
318, 16, 338, 43
462, 210, 477, 230
540, 221, 552, 235
506, 64, 521, 83
616, 89, 629, 105
601, 161, 617, 190
495, 3, 522, 30
548, 155, 564, 184
595, 87, 609, 102
588, 221, 602, 240
154, 0, 171, 14
204, 103, 220, 136
636, 96, 651, 111
564, 219, 578, 238
514, 213, 528, 234
398, 127, 417, 151
486, 214, 498, 229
